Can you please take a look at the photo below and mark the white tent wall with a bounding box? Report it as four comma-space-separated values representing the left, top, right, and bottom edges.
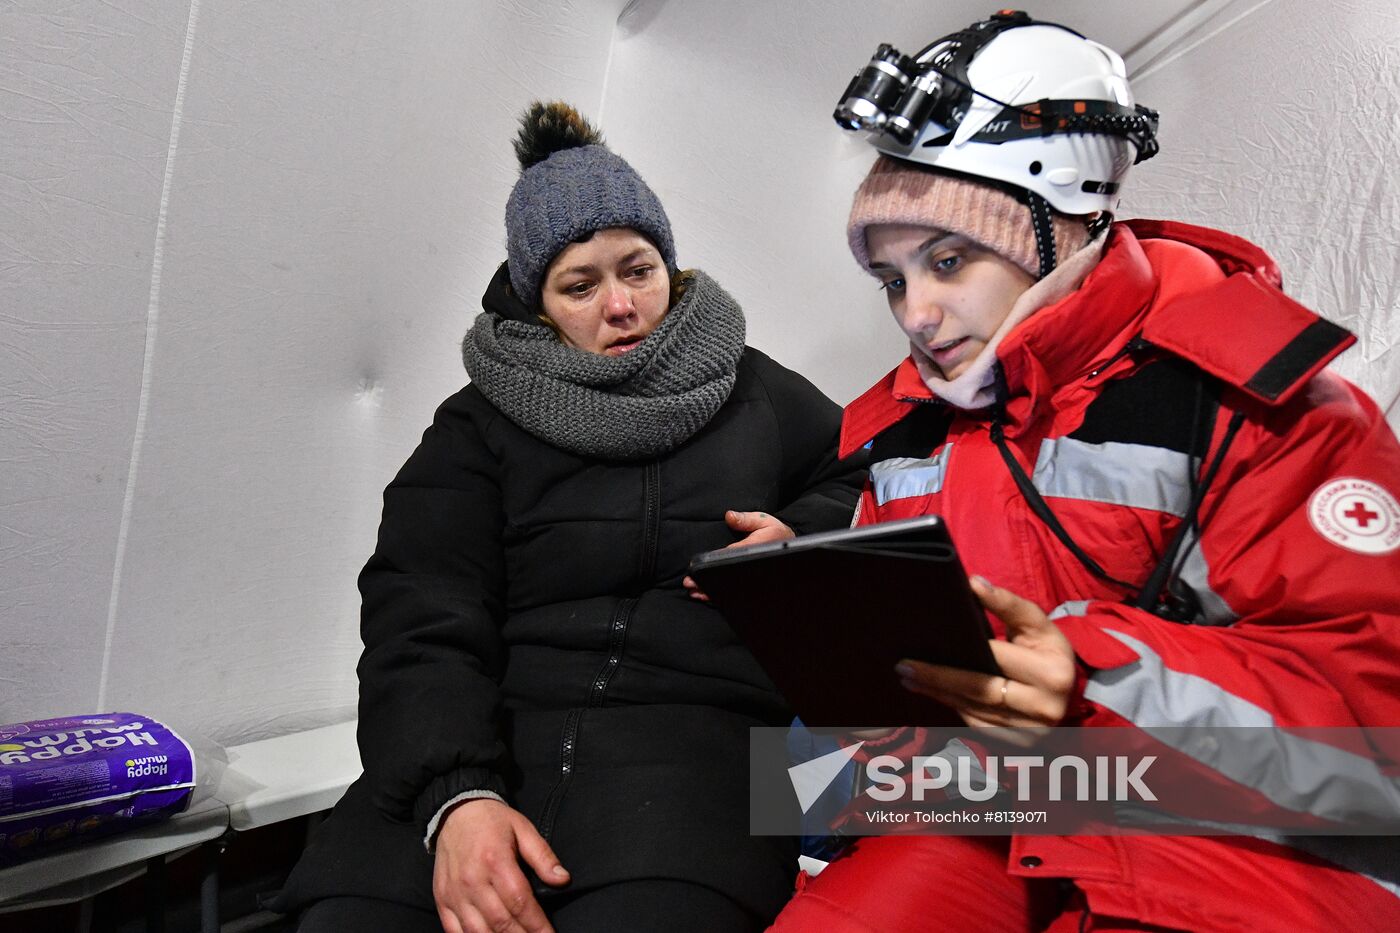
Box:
3, 0, 1396, 747
2, 0, 629, 741
1124, 0, 1400, 427
602, 0, 1399, 417
598, 0, 1200, 406
4, 2, 195, 740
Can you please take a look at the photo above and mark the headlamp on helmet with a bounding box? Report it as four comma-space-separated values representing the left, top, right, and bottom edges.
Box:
833, 10, 1159, 218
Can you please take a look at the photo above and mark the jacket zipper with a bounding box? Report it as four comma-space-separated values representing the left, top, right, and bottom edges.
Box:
588, 598, 636, 707
1088, 335, 1150, 380
539, 461, 661, 842
537, 707, 581, 844
639, 461, 661, 583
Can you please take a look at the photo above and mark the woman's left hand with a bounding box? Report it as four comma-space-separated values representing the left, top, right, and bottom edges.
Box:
683, 510, 794, 600
896, 576, 1077, 729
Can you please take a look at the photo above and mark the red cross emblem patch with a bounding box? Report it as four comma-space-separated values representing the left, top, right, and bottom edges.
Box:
1308, 478, 1400, 555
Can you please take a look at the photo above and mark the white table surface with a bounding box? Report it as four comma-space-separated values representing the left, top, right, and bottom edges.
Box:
218, 718, 360, 831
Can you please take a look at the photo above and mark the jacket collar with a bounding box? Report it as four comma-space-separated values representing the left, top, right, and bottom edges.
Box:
839, 358, 930, 458
1127, 220, 1353, 405
840, 219, 1354, 457
996, 223, 1157, 408
840, 225, 1154, 455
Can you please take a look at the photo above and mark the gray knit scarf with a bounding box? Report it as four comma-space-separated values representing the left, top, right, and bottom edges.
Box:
461, 270, 745, 460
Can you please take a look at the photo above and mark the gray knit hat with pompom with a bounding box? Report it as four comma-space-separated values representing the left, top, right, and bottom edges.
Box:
505, 101, 676, 307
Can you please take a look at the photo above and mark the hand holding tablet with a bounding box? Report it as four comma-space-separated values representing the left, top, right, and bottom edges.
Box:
689, 515, 1000, 727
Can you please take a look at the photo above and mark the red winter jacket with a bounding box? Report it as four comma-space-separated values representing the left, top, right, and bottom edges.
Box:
839, 220, 1400, 929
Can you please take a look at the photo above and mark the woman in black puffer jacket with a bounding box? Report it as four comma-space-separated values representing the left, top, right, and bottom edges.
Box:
276, 103, 864, 933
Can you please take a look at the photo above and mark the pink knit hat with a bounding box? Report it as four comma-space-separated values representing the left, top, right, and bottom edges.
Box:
847, 156, 1090, 278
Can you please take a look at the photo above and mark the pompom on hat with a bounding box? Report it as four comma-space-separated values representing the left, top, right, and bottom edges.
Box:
505, 101, 675, 307
847, 156, 1091, 279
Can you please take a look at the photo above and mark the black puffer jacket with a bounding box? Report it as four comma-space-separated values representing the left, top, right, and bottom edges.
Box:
276, 320, 864, 918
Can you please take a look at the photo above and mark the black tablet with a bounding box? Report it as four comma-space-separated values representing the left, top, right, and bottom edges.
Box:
688, 515, 998, 726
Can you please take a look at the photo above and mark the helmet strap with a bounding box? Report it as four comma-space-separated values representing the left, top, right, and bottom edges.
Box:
1026, 191, 1057, 279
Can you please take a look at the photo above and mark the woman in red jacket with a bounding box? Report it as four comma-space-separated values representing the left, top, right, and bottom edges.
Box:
773, 10, 1400, 932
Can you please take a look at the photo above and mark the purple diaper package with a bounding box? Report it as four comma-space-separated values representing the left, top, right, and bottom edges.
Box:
0, 712, 197, 864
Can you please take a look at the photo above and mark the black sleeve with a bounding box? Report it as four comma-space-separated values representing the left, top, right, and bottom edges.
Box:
744, 349, 869, 533
355, 389, 509, 829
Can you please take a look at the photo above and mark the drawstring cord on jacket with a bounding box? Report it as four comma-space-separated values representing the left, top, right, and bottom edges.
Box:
987, 366, 1140, 595
987, 359, 1247, 619
1131, 406, 1247, 619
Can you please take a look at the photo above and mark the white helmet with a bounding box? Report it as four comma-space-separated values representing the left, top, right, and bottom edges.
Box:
833, 10, 1158, 217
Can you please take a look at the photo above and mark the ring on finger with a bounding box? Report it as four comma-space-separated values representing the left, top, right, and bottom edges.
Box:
998, 677, 1010, 707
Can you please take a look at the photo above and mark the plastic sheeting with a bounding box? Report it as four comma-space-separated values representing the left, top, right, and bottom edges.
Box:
3, 0, 1396, 746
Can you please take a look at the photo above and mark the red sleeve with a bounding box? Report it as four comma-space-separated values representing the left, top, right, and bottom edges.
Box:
1053, 374, 1400, 822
